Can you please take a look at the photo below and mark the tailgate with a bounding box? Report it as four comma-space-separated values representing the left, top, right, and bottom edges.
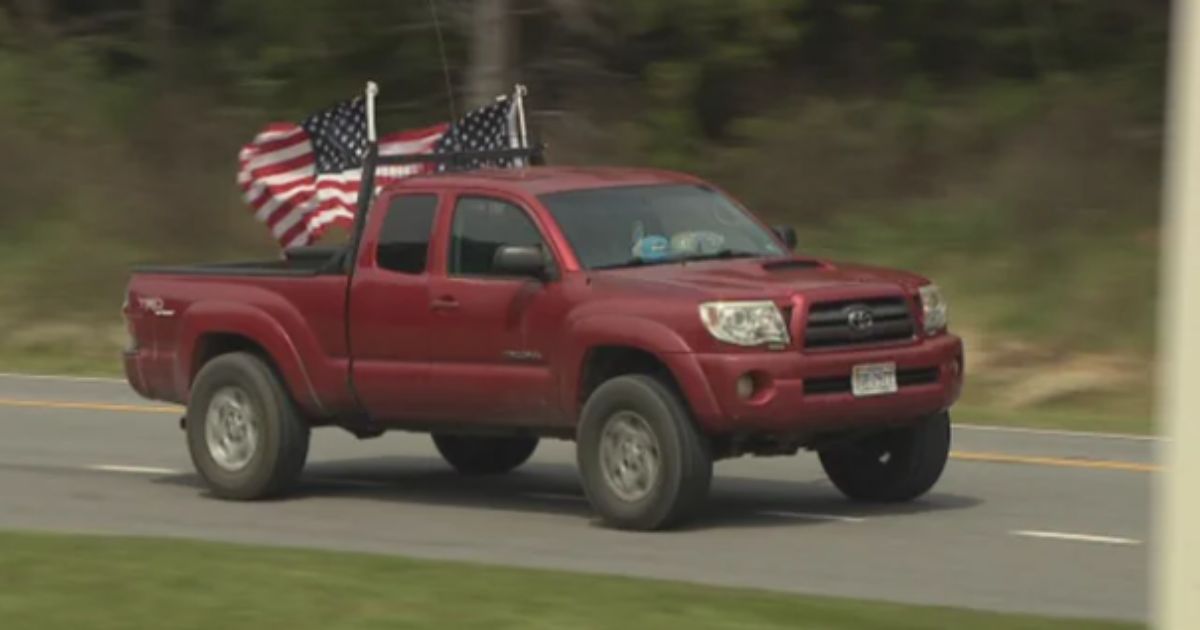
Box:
122, 277, 178, 401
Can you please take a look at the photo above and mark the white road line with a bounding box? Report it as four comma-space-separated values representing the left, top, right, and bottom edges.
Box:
1011, 529, 1143, 546
90, 464, 182, 475
758, 510, 866, 523
524, 492, 586, 502
0, 372, 126, 384
957, 423, 1162, 442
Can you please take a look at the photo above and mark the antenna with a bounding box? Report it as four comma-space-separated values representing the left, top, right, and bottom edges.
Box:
427, 0, 458, 122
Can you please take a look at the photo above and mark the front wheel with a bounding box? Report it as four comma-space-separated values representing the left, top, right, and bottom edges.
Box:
818, 412, 950, 502
577, 375, 713, 531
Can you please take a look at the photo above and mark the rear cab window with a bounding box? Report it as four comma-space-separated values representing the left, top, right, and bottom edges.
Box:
376, 194, 438, 273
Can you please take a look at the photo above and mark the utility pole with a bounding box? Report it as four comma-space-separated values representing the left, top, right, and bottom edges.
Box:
464, 0, 514, 108
1156, 0, 1200, 627
143, 0, 174, 78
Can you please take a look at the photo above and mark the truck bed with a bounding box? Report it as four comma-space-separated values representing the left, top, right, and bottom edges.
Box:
124, 247, 355, 416
133, 246, 345, 277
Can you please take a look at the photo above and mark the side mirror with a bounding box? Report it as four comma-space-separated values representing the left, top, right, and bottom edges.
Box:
493, 245, 547, 279
773, 225, 798, 251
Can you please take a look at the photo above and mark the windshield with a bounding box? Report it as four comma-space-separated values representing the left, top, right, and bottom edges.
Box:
540, 184, 784, 270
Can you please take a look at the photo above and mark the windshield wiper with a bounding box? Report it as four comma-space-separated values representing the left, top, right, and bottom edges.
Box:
680, 249, 762, 263
592, 250, 762, 270
591, 257, 676, 270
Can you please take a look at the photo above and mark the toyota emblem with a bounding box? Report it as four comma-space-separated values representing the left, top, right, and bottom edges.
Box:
846, 306, 874, 333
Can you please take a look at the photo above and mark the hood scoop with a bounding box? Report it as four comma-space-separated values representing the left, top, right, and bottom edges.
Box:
761, 258, 824, 272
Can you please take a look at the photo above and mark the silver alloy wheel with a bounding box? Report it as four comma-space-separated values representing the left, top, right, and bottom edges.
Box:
599, 411, 661, 502
205, 386, 260, 472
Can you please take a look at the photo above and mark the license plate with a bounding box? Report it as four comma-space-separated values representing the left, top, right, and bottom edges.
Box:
851, 362, 898, 397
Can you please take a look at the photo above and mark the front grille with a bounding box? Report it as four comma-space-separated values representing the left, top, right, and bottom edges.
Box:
803, 366, 940, 396
804, 296, 915, 349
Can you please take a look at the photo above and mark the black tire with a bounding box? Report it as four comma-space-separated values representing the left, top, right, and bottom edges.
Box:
818, 412, 951, 502
576, 374, 713, 531
186, 352, 310, 500
431, 434, 539, 475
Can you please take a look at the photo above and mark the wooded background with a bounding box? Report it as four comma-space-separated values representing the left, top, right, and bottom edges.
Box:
0, 0, 1171, 430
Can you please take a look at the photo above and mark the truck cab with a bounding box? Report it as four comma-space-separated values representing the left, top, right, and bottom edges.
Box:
124, 165, 963, 531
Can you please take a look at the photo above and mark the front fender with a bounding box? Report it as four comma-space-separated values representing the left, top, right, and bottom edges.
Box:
560, 315, 721, 425
176, 301, 326, 416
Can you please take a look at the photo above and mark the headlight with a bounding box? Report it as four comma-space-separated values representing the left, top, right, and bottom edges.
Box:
918, 284, 948, 334
698, 301, 790, 347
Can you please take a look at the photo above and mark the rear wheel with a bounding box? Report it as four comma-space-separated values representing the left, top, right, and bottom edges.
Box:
818, 412, 950, 502
577, 375, 712, 531
186, 352, 310, 500
432, 434, 539, 475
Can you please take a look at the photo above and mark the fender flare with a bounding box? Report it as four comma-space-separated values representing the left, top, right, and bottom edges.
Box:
561, 315, 720, 423
176, 301, 326, 416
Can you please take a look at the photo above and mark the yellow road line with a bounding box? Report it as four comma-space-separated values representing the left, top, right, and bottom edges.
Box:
0, 398, 1160, 473
951, 450, 1158, 473
0, 398, 181, 415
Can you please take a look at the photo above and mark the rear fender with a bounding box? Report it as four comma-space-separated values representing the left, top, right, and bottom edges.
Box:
177, 302, 325, 416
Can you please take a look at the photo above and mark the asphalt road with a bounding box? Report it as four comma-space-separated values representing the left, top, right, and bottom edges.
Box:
0, 373, 1153, 622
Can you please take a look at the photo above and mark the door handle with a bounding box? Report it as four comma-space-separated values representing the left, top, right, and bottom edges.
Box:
431, 296, 459, 311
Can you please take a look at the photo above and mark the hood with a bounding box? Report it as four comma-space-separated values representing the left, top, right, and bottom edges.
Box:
587, 257, 928, 303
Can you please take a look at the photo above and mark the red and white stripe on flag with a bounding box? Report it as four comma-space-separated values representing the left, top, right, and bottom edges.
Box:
237, 123, 448, 248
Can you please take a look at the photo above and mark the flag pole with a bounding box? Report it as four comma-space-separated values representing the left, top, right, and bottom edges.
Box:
365, 81, 379, 143
343, 80, 382, 423
350, 80, 380, 272
514, 83, 529, 149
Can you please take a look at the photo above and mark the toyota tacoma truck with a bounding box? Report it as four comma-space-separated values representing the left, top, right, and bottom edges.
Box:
123, 150, 963, 531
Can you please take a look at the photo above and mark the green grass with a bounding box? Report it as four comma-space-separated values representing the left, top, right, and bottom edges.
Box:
952, 405, 1151, 435
0, 345, 123, 377
0, 310, 128, 376
0, 531, 1137, 630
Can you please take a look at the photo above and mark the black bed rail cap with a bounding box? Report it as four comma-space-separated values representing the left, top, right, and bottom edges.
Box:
374, 144, 546, 168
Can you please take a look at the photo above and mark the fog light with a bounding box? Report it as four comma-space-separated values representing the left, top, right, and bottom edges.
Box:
736, 374, 756, 400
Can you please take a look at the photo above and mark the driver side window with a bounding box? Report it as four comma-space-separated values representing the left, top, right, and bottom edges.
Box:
449, 196, 551, 277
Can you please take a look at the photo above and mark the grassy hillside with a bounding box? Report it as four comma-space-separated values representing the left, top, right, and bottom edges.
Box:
0, 71, 1160, 432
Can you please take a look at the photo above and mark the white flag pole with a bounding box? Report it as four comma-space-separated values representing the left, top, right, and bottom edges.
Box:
514, 83, 529, 149
365, 81, 379, 143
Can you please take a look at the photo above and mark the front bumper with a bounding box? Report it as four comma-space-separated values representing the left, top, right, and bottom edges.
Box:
671, 334, 963, 434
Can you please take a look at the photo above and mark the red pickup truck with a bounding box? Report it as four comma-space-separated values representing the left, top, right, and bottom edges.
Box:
123, 161, 963, 530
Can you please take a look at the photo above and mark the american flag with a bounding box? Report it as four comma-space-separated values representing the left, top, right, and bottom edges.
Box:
431, 99, 522, 170
238, 96, 518, 248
